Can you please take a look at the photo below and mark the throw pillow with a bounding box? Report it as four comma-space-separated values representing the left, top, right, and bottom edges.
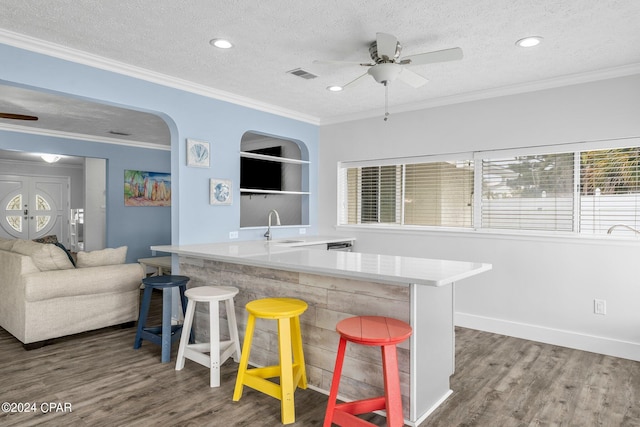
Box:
12, 239, 75, 271
54, 242, 76, 267
32, 235, 59, 244
76, 246, 128, 268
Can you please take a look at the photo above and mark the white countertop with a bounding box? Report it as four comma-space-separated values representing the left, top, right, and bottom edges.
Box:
151, 236, 491, 287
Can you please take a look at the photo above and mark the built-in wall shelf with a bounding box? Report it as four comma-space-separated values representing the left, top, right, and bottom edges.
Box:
240, 188, 310, 195
239, 151, 310, 165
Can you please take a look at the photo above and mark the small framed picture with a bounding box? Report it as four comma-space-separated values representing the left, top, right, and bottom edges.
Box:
210, 178, 232, 205
186, 139, 210, 168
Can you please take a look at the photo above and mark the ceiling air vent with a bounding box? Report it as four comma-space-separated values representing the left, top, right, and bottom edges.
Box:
286, 68, 318, 80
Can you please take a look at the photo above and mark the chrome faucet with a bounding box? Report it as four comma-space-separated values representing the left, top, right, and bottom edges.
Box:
607, 224, 640, 234
264, 209, 281, 240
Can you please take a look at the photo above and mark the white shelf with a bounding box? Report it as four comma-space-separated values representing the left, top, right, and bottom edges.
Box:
240, 188, 310, 195
239, 151, 310, 165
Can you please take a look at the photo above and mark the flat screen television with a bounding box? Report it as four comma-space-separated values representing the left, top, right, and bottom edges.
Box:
241, 146, 282, 191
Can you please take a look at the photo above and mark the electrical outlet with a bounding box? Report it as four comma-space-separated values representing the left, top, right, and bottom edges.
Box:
229, 231, 238, 239
594, 299, 606, 315
299, 228, 307, 235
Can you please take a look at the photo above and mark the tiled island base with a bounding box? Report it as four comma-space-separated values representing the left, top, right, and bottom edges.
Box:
179, 256, 413, 418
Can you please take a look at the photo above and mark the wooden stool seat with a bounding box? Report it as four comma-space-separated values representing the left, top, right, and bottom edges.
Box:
233, 297, 308, 425
175, 286, 241, 388
133, 275, 190, 363
324, 316, 412, 427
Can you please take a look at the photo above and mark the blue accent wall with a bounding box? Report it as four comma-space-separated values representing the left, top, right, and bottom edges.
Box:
0, 43, 318, 260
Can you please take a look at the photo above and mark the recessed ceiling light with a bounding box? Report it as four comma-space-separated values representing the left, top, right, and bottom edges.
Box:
210, 38, 233, 49
515, 36, 543, 48
326, 86, 343, 92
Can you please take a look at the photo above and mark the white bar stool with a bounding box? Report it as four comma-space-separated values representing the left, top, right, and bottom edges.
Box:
175, 285, 241, 387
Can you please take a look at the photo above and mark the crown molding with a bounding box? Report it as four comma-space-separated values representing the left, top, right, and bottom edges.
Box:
0, 122, 170, 150
0, 29, 320, 126
320, 62, 640, 125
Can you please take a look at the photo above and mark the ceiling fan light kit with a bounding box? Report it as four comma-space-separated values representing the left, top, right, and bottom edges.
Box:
367, 62, 402, 85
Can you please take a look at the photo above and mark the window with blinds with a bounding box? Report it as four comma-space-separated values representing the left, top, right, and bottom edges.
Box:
344, 165, 401, 225
339, 160, 474, 227
404, 161, 473, 227
580, 147, 640, 234
481, 153, 575, 231
338, 143, 640, 237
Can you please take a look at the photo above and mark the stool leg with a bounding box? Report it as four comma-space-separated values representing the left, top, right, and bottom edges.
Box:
209, 300, 221, 387
290, 315, 307, 389
178, 284, 194, 344
133, 285, 153, 349
323, 337, 347, 427
233, 313, 256, 401
175, 299, 196, 371
278, 316, 295, 424
381, 344, 404, 427
225, 298, 241, 363
160, 287, 173, 363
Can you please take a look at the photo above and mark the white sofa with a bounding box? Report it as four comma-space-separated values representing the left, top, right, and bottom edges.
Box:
0, 237, 145, 348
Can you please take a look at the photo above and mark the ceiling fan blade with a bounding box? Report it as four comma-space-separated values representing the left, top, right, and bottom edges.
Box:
0, 112, 39, 121
376, 32, 398, 61
397, 68, 429, 88
342, 73, 369, 90
342, 72, 370, 89
401, 47, 463, 66
313, 59, 374, 67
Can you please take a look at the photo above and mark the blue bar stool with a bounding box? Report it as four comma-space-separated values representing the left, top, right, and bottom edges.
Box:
133, 275, 190, 363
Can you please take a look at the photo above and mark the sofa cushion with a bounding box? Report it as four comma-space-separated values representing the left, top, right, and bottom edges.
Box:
0, 237, 15, 251
76, 246, 127, 268
23, 263, 145, 302
12, 239, 75, 271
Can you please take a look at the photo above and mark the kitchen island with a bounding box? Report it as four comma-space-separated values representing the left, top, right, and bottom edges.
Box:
152, 237, 491, 426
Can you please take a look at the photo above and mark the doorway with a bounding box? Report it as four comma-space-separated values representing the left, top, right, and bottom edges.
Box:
0, 174, 70, 246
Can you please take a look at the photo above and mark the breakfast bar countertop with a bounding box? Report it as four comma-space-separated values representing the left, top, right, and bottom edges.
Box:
151, 236, 491, 287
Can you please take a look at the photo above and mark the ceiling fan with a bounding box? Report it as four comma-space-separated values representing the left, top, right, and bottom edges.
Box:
0, 112, 39, 121
315, 32, 463, 119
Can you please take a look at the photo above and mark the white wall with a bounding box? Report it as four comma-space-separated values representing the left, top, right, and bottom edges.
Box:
84, 157, 106, 251
318, 74, 640, 361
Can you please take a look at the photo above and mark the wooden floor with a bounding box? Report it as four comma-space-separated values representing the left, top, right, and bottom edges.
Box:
1, 293, 639, 426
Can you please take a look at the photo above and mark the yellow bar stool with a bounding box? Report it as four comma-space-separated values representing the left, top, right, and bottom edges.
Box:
233, 297, 308, 425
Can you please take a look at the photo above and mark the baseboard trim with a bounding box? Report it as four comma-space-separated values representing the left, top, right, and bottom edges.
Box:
456, 312, 640, 362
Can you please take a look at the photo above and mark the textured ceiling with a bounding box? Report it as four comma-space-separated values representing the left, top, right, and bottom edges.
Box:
0, 0, 639, 146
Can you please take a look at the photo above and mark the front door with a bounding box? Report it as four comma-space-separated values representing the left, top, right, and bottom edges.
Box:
0, 175, 70, 246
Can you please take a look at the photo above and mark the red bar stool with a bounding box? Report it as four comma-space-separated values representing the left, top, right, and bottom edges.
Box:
324, 316, 412, 427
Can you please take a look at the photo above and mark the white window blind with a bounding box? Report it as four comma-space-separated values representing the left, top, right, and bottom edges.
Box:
481, 153, 575, 231
354, 165, 402, 224
580, 147, 640, 235
404, 161, 474, 227
338, 160, 474, 227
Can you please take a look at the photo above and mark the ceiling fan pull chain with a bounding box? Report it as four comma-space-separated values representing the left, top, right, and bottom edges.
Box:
384, 82, 389, 121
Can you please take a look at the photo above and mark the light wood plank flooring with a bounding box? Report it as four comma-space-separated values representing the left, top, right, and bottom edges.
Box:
1, 293, 638, 426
